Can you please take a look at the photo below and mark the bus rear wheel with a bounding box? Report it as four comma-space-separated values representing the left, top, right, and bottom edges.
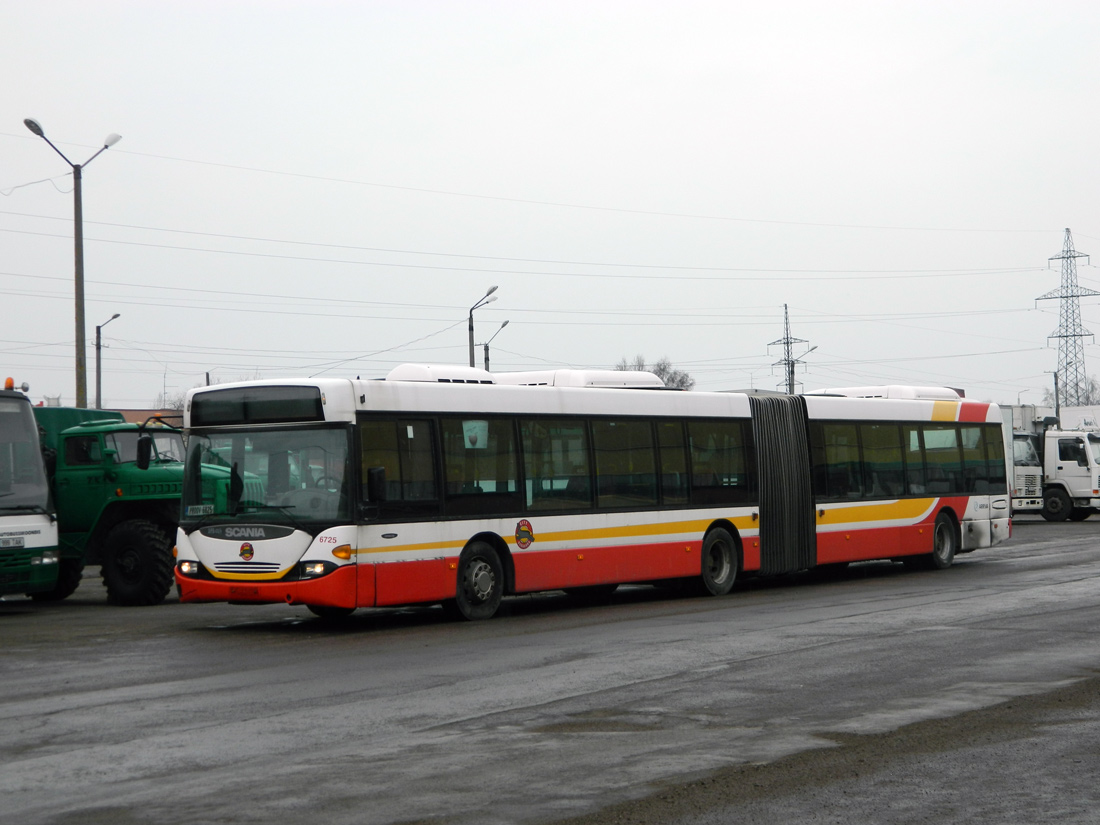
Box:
699, 528, 737, 596
928, 512, 957, 570
451, 541, 503, 621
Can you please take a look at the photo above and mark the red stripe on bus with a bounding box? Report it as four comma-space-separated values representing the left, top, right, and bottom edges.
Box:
958, 402, 992, 422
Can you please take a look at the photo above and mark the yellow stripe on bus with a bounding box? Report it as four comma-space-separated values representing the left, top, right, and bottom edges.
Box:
820, 498, 936, 525
352, 514, 760, 557
931, 401, 959, 421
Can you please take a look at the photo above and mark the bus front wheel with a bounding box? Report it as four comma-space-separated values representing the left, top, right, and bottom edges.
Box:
699, 528, 738, 596
451, 541, 504, 621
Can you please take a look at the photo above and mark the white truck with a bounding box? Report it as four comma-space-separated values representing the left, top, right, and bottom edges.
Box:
1005, 404, 1100, 521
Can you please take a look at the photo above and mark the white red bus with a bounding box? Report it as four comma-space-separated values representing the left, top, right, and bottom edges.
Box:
173, 366, 1010, 619
0, 380, 59, 598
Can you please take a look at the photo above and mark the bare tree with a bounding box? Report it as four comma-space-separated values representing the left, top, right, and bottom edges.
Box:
1042, 375, 1100, 407
615, 355, 695, 391
153, 390, 186, 411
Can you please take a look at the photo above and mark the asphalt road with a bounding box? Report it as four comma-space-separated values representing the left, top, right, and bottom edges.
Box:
2, 516, 1098, 825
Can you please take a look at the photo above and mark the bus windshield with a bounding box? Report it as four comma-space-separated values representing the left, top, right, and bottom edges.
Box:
0, 396, 51, 511
181, 425, 352, 526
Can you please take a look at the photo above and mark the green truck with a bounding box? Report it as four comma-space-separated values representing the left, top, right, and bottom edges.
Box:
32, 408, 186, 606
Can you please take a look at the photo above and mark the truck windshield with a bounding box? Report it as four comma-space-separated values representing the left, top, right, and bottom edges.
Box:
1088, 434, 1100, 465
1013, 435, 1041, 467
104, 430, 185, 463
0, 396, 51, 511
181, 425, 352, 526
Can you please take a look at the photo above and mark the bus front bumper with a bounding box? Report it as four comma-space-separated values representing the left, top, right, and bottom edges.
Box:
175, 563, 357, 608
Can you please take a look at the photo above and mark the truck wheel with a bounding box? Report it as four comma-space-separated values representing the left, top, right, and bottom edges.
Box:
29, 558, 84, 601
1041, 488, 1072, 522
101, 520, 175, 606
1069, 508, 1093, 522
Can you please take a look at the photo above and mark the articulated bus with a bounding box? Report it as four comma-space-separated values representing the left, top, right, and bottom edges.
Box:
0, 381, 59, 598
173, 366, 1010, 620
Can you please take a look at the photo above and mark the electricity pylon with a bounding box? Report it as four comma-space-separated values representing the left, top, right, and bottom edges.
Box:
1037, 228, 1096, 407
769, 304, 815, 394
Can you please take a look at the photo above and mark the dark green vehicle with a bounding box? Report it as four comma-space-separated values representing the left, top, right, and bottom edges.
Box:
32, 408, 186, 606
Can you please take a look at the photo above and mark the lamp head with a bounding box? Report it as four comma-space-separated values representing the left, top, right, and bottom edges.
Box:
104, 133, 122, 148
24, 118, 45, 138
486, 285, 498, 297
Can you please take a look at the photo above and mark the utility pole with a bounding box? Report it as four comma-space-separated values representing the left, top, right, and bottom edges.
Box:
1037, 228, 1096, 408
769, 304, 815, 394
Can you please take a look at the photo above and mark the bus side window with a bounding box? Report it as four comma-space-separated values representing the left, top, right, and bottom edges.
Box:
359, 418, 438, 510
923, 424, 963, 494
592, 419, 657, 508
860, 423, 904, 498
902, 424, 926, 495
810, 422, 862, 500
656, 420, 689, 505
984, 424, 1007, 490
440, 417, 522, 516
520, 418, 591, 511
687, 419, 752, 505
960, 425, 991, 492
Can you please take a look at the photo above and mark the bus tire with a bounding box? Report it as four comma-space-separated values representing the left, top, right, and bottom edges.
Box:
1069, 508, 1093, 522
928, 512, 957, 570
1041, 488, 1072, 522
102, 520, 175, 606
699, 528, 737, 596
29, 558, 84, 601
452, 541, 504, 621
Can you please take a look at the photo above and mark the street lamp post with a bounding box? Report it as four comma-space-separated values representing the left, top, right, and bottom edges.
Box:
468, 285, 498, 368
483, 320, 509, 372
24, 118, 121, 408
95, 313, 120, 409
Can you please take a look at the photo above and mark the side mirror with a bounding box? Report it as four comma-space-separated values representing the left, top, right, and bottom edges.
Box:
136, 434, 152, 470
366, 466, 387, 502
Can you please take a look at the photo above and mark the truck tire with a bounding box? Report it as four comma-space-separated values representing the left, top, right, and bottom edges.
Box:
29, 558, 84, 601
101, 520, 175, 606
1041, 488, 1073, 522
1069, 508, 1093, 521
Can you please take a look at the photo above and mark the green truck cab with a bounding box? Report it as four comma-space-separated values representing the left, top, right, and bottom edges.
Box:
32, 408, 185, 605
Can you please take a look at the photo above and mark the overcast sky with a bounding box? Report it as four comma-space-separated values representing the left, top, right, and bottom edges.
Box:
2, 1, 1099, 408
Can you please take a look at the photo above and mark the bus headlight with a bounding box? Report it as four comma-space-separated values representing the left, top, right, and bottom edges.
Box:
32, 550, 59, 566
301, 562, 328, 577
178, 560, 201, 576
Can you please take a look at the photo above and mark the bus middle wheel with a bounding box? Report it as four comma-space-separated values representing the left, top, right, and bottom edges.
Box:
699, 528, 737, 596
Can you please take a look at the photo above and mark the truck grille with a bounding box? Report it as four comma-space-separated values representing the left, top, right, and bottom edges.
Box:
1016, 472, 1041, 497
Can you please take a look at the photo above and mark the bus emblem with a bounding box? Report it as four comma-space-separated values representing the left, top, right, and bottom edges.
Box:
239, 542, 255, 561
515, 519, 534, 549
